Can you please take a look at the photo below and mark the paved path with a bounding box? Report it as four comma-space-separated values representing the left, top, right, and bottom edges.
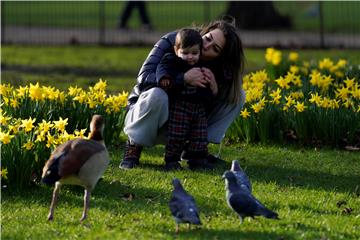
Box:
3, 26, 360, 48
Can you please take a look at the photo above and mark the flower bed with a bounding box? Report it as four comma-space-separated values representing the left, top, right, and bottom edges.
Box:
227, 48, 360, 147
0, 79, 128, 189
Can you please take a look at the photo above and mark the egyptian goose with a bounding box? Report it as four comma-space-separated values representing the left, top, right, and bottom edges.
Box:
41, 114, 110, 222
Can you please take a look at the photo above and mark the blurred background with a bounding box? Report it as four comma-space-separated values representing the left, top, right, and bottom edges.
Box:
2, 1, 360, 48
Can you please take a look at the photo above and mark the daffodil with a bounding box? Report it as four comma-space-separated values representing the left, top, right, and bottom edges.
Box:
335, 85, 350, 101
275, 76, 290, 89
288, 52, 299, 62
53, 117, 68, 133
20, 117, 36, 132
16, 86, 29, 98
269, 88, 282, 104
319, 58, 334, 70
251, 102, 264, 113
284, 95, 296, 109
73, 91, 87, 103
309, 92, 322, 106
0, 84, 12, 97
0, 131, 14, 144
240, 108, 250, 118
37, 120, 53, 135
29, 82, 44, 101
22, 141, 34, 150
294, 101, 307, 112
74, 129, 87, 138
344, 77, 355, 88
289, 65, 299, 74
10, 98, 19, 108
265, 48, 282, 65
1, 168, 8, 180
0, 114, 11, 126
94, 79, 107, 91
46, 132, 57, 148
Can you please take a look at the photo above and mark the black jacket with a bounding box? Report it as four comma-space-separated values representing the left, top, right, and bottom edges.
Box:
127, 31, 225, 107
156, 52, 213, 104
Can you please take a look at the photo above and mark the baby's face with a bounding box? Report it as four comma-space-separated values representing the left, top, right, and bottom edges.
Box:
175, 45, 201, 65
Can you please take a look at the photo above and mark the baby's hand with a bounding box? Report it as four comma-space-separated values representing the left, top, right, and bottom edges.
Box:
159, 78, 172, 91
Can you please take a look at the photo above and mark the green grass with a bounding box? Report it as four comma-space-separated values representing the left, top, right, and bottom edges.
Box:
3, 1, 360, 32
2, 144, 359, 239
2, 45, 360, 93
1, 45, 360, 238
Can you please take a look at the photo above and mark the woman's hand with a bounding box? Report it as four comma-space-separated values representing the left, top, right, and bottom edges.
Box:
184, 68, 208, 88
202, 67, 218, 96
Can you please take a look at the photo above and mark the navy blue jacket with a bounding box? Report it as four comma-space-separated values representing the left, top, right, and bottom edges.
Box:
127, 31, 224, 107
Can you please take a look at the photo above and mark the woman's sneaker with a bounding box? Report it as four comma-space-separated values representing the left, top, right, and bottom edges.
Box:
119, 141, 143, 169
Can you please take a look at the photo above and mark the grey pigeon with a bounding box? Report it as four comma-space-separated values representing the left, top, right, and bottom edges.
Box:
230, 160, 252, 193
222, 170, 279, 223
169, 178, 201, 233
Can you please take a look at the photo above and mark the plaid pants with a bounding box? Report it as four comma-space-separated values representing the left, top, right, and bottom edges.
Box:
165, 100, 208, 162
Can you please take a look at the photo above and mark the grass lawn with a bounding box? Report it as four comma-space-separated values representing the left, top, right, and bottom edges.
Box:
1, 144, 359, 239
1, 45, 360, 239
2, 45, 360, 93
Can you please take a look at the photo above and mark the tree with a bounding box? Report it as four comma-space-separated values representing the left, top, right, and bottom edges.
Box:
225, 2, 292, 30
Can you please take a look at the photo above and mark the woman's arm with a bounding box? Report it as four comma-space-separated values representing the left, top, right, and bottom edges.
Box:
137, 32, 177, 91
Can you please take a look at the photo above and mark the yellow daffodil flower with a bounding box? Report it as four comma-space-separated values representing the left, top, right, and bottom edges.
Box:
29, 82, 44, 101
270, 88, 282, 104
240, 108, 250, 118
94, 79, 107, 91
0, 131, 14, 144
0, 168, 8, 180
294, 101, 307, 112
20, 117, 36, 132
288, 52, 299, 62
22, 141, 34, 150
53, 117, 68, 133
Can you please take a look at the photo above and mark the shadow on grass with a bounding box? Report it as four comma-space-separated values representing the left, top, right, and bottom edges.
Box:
167, 228, 294, 240
245, 163, 359, 194
135, 145, 359, 194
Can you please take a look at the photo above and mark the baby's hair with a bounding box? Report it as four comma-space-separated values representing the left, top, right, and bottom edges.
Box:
174, 28, 202, 51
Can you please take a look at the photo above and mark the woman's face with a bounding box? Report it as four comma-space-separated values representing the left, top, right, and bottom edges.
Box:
201, 28, 226, 61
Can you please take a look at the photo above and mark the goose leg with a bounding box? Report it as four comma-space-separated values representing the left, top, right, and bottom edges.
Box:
80, 188, 91, 222
48, 182, 61, 221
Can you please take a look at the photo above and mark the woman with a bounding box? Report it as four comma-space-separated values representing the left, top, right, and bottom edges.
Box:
120, 17, 246, 169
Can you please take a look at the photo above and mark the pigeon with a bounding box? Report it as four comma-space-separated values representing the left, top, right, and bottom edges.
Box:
222, 170, 279, 223
41, 115, 110, 222
169, 178, 201, 233
229, 160, 252, 193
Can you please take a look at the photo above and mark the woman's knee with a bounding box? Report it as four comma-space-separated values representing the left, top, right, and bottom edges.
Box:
141, 88, 169, 111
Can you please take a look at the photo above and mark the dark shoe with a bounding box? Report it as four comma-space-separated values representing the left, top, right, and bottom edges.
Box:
181, 151, 224, 164
206, 154, 225, 164
119, 141, 143, 169
164, 161, 182, 171
188, 158, 214, 171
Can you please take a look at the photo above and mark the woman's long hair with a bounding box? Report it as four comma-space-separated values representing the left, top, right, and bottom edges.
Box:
200, 16, 245, 104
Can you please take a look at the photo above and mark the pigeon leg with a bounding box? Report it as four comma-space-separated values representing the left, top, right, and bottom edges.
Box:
80, 188, 91, 222
48, 182, 61, 221
175, 224, 179, 234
